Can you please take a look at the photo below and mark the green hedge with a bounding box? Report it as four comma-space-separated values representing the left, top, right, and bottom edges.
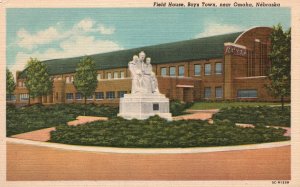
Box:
212, 106, 290, 127
6, 104, 118, 136
170, 100, 192, 116
50, 115, 289, 148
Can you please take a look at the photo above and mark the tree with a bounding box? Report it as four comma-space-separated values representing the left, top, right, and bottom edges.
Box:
24, 57, 53, 104
73, 56, 98, 104
6, 68, 16, 100
266, 24, 291, 110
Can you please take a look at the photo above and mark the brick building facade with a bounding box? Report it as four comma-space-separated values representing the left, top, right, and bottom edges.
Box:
11, 27, 278, 105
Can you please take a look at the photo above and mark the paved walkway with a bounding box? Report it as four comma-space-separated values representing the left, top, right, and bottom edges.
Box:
11, 127, 55, 142
173, 112, 214, 120
67, 116, 108, 126
7, 142, 290, 180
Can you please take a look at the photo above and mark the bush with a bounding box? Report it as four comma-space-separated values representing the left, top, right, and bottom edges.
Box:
212, 106, 290, 127
6, 104, 118, 136
170, 100, 192, 116
49, 115, 289, 148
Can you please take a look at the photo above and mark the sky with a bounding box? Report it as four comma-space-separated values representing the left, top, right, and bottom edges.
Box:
6, 8, 290, 77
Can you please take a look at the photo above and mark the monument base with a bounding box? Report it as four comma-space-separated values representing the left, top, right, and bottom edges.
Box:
118, 93, 172, 121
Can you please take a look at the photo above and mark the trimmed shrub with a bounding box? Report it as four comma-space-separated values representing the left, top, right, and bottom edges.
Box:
6, 104, 118, 136
212, 106, 290, 127
50, 115, 289, 148
170, 100, 192, 116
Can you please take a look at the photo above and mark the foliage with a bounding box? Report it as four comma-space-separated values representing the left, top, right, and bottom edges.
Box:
24, 58, 53, 103
50, 115, 289, 148
170, 100, 192, 116
189, 101, 289, 110
73, 56, 98, 104
212, 106, 290, 127
266, 24, 291, 109
6, 68, 16, 96
6, 104, 118, 136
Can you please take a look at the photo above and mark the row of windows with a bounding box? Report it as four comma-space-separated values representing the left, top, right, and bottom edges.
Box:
161, 66, 185, 77
9, 89, 258, 102
66, 91, 128, 100
6, 94, 16, 101
106, 72, 125, 80
237, 89, 258, 98
203, 88, 257, 99
20, 93, 29, 100
160, 63, 222, 77
204, 87, 224, 99
19, 63, 223, 87
65, 72, 126, 84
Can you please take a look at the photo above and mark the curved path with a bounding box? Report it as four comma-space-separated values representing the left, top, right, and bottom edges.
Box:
7, 140, 290, 181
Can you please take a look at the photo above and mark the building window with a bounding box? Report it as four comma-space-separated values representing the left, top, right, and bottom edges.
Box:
20, 93, 29, 101
95, 92, 104, 100
18, 81, 22, 87
205, 64, 211, 75
237, 89, 258, 98
106, 91, 115, 99
114, 72, 119, 79
120, 71, 125, 79
161, 67, 167, 76
107, 72, 112, 79
215, 63, 222, 75
97, 73, 101, 81
6, 94, 16, 101
66, 93, 74, 100
118, 91, 127, 98
204, 87, 211, 99
178, 66, 185, 77
169, 67, 176, 76
215, 87, 223, 99
76, 93, 83, 100
194, 64, 201, 76
87, 95, 93, 100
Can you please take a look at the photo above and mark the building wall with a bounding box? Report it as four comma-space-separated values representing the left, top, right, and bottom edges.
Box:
11, 27, 284, 105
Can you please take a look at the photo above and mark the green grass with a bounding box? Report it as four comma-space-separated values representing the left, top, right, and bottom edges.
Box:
189, 101, 289, 110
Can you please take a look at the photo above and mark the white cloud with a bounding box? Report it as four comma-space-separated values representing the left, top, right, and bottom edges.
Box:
98, 24, 115, 35
16, 18, 115, 50
11, 35, 122, 78
17, 27, 61, 50
76, 18, 95, 32
10, 18, 120, 77
195, 23, 244, 38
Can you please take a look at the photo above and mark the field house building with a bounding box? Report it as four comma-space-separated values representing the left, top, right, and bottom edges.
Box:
12, 27, 276, 105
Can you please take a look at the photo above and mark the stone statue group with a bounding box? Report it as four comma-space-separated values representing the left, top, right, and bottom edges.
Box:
128, 51, 160, 94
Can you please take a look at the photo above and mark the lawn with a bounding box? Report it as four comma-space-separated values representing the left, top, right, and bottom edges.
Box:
189, 101, 289, 110
50, 115, 289, 148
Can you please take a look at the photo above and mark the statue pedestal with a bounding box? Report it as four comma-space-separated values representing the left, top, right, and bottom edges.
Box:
118, 93, 172, 121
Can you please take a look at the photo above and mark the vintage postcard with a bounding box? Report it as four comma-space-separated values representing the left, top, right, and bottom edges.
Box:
0, 0, 299, 187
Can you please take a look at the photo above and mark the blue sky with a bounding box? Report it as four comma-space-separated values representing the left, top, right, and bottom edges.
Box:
6, 8, 290, 75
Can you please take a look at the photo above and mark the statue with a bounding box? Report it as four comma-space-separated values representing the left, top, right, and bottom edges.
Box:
128, 55, 141, 93
128, 51, 159, 94
118, 51, 172, 120
143, 57, 159, 93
